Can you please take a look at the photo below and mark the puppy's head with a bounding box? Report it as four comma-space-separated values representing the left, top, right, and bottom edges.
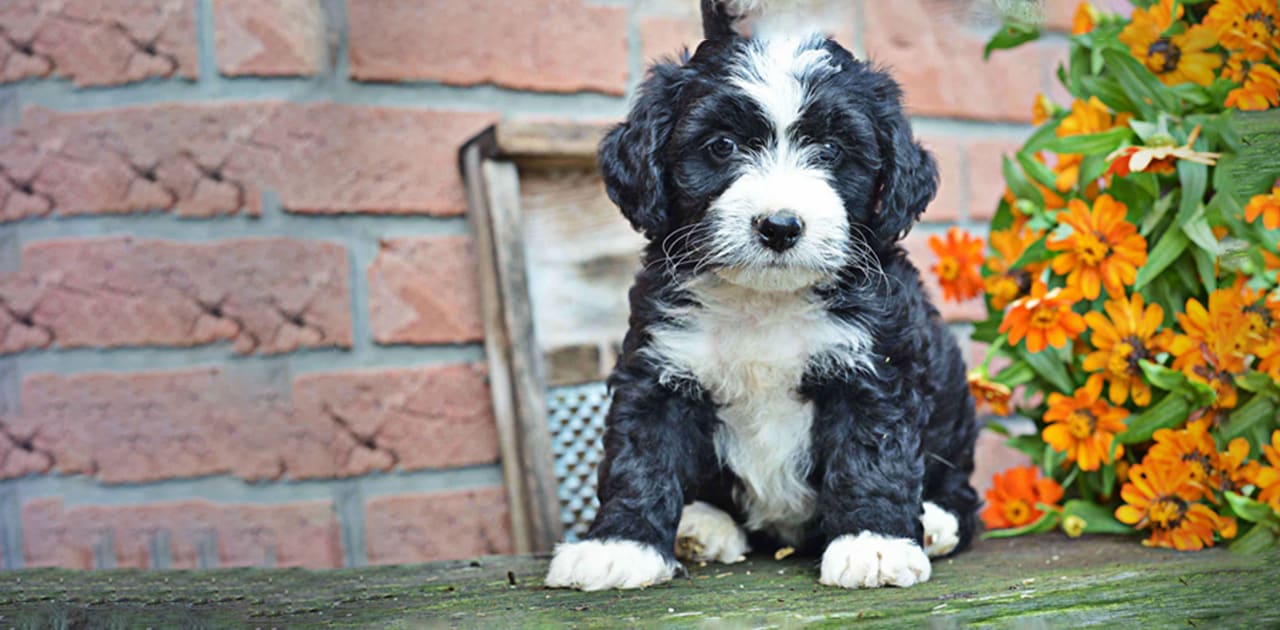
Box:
599, 34, 937, 292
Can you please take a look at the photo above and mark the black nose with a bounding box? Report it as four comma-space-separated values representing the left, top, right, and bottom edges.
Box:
754, 211, 804, 252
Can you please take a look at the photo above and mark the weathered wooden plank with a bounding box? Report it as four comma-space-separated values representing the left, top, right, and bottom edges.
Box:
495, 120, 612, 167
2, 536, 1276, 628
461, 135, 536, 555
480, 158, 563, 553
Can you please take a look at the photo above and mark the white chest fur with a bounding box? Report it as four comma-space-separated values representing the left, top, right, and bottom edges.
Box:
643, 276, 872, 545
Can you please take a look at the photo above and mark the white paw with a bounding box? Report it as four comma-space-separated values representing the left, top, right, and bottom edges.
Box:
819, 532, 931, 589
544, 539, 676, 591
921, 501, 960, 558
675, 501, 751, 564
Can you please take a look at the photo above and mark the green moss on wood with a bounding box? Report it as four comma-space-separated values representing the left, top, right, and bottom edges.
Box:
2, 535, 1277, 628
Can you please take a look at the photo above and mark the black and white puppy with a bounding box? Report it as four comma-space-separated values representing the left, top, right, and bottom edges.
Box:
546, 0, 979, 591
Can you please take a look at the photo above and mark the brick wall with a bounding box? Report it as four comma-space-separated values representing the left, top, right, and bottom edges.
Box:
0, 0, 1077, 569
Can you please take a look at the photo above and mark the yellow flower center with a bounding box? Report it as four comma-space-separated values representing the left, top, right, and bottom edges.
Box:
1245, 10, 1277, 38
1108, 341, 1136, 377
1077, 233, 1111, 266
1148, 497, 1186, 529
1003, 498, 1032, 526
1183, 452, 1212, 484
1067, 410, 1096, 440
1031, 305, 1060, 329
1147, 37, 1182, 74
937, 257, 960, 281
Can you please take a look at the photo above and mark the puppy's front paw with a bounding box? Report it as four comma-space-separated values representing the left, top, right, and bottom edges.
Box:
676, 501, 750, 564
544, 539, 676, 591
819, 532, 931, 589
921, 501, 960, 558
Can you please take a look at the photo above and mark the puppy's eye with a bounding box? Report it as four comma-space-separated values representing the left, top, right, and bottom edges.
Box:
707, 137, 738, 161
814, 141, 842, 165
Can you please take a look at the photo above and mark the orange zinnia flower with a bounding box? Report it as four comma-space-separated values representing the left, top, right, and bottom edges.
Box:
1169, 290, 1258, 410
999, 283, 1087, 353
984, 226, 1046, 310
1246, 430, 1280, 511
1116, 461, 1237, 551
1147, 419, 1220, 499
1047, 195, 1148, 300
1042, 378, 1128, 471
1226, 63, 1280, 111
1215, 437, 1259, 495
1204, 0, 1280, 63
1082, 292, 1172, 407
1072, 1, 1098, 36
981, 465, 1064, 530
1245, 187, 1280, 230
1119, 0, 1221, 87
1032, 93, 1056, 126
929, 227, 985, 303
968, 371, 1013, 416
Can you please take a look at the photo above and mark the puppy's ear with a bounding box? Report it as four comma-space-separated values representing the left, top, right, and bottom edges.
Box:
598, 64, 685, 240
873, 112, 939, 243
701, 0, 737, 39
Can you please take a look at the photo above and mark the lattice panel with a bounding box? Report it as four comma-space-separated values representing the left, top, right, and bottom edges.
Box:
546, 382, 610, 541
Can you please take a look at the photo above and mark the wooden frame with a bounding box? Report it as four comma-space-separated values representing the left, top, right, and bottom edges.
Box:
458, 121, 610, 554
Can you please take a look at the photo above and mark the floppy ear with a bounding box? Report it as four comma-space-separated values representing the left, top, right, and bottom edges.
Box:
701, 0, 737, 39
873, 113, 939, 243
598, 64, 686, 240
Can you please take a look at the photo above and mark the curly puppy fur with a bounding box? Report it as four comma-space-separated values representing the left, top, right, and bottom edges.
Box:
547, 1, 980, 591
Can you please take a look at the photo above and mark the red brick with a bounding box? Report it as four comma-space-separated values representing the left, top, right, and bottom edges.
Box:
864, 0, 1057, 122
364, 487, 512, 565
1, 238, 351, 355
0, 103, 495, 220
967, 138, 1027, 221
292, 364, 499, 474
918, 135, 963, 222
23, 498, 342, 569
3, 362, 494, 483
368, 237, 484, 346
347, 0, 629, 95
638, 1, 857, 63
902, 232, 987, 322
0, 0, 197, 87
972, 428, 1033, 498
214, 0, 326, 76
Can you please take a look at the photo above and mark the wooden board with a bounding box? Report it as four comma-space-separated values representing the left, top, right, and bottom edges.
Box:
4, 535, 1277, 627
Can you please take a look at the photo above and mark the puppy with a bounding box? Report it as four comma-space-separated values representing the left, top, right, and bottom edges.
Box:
546, 0, 979, 591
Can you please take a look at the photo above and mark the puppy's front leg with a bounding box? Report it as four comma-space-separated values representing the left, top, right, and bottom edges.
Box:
545, 376, 716, 591
810, 386, 930, 589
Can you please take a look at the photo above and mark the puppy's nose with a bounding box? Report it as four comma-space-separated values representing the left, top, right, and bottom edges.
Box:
754, 211, 804, 252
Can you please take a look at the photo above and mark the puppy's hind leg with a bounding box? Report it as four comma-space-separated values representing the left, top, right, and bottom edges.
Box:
675, 501, 751, 564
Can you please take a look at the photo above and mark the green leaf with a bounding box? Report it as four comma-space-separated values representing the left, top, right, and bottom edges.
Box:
1020, 346, 1076, 394
1120, 393, 1192, 444
1023, 123, 1062, 154
1006, 434, 1045, 460
1237, 372, 1280, 398
1043, 127, 1133, 155
1191, 246, 1218, 293
984, 23, 1041, 60
1230, 522, 1278, 554
1062, 499, 1134, 535
1139, 191, 1175, 236
1081, 75, 1140, 114
1176, 161, 1209, 225
984, 420, 1012, 437
1139, 360, 1187, 391
1134, 226, 1189, 290
980, 508, 1059, 539
1181, 213, 1220, 256
1017, 151, 1058, 190
1222, 395, 1278, 441
1102, 48, 1180, 116
1002, 155, 1044, 207
993, 361, 1036, 387
1011, 237, 1054, 268
1225, 492, 1280, 525
972, 316, 1003, 344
